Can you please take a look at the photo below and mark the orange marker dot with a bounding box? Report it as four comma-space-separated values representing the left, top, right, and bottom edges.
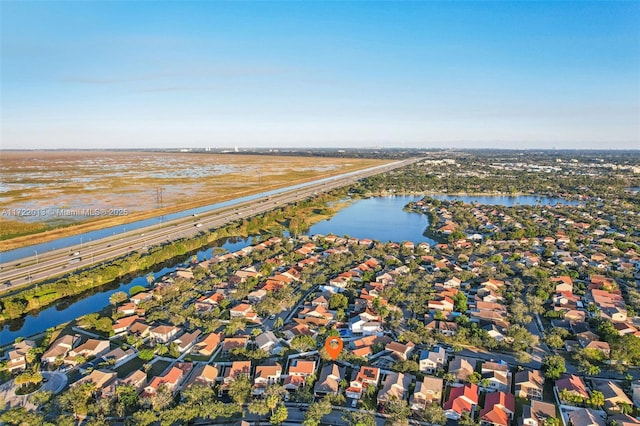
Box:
324, 336, 343, 360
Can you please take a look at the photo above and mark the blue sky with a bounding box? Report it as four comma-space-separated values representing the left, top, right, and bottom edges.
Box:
1, 1, 639, 149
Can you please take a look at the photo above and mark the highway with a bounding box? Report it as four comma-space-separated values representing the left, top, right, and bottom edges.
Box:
0, 158, 420, 293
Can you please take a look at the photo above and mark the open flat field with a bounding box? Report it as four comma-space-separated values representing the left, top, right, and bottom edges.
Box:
0, 151, 386, 250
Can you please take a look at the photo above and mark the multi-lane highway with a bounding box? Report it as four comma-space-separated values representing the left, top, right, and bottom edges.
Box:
0, 158, 420, 292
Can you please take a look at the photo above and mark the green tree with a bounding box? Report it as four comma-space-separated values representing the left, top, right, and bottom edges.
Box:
329, 293, 348, 310
274, 316, 284, 329
458, 412, 479, 426
454, 291, 467, 312
542, 354, 566, 380
421, 403, 446, 425
130, 285, 147, 296
30, 390, 53, 408
343, 410, 377, 426
586, 390, 604, 408
115, 384, 139, 417
109, 291, 128, 306
270, 404, 288, 426
228, 374, 252, 405
0, 407, 45, 426
543, 418, 560, 426
148, 385, 173, 411
384, 397, 411, 426
57, 382, 96, 419
506, 324, 538, 352
290, 335, 316, 352
303, 398, 332, 426
248, 399, 271, 420
129, 410, 157, 426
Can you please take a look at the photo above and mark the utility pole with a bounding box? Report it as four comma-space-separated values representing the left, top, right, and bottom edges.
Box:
34, 250, 39, 265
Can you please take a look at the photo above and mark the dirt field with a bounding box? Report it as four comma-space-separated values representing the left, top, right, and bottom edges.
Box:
0, 151, 386, 250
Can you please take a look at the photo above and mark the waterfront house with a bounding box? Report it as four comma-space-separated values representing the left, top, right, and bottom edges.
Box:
42, 334, 80, 364
6, 339, 36, 372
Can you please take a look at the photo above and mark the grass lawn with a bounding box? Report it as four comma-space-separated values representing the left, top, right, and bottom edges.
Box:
148, 359, 171, 379
114, 356, 146, 379
185, 354, 211, 362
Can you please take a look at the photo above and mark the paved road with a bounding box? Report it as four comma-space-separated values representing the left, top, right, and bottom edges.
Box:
0, 158, 420, 291
0, 371, 67, 410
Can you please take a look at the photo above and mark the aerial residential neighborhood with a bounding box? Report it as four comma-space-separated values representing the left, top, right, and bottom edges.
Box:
3, 177, 639, 425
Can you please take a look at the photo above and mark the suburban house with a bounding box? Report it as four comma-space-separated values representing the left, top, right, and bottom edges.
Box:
313, 363, 345, 397
221, 361, 252, 392
74, 369, 117, 392
284, 359, 316, 391
99, 347, 137, 368
149, 325, 180, 344
377, 372, 413, 405
6, 339, 36, 372
254, 331, 281, 354
419, 347, 446, 374
592, 380, 634, 414
42, 334, 80, 364
129, 321, 151, 338
567, 408, 606, 426
144, 365, 189, 396
410, 377, 443, 411
428, 296, 454, 312
479, 391, 515, 426
424, 319, 459, 336
193, 333, 222, 357
253, 363, 282, 395
448, 356, 476, 383
116, 302, 136, 316
67, 339, 110, 363
444, 383, 479, 420
515, 370, 545, 400
349, 314, 383, 335
185, 364, 219, 388
119, 369, 148, 394
481, 362, 510, 393
522, 400, 557, 426
288, 359, 316, 377
130, 291, 152, 305
112, 315, 142, 334
175, 329, 201, 353
556, 375, 590, 402
195, 292, 225, 313
221, 336, 249, 357
345, 366, 380, 400
385, 341, 415, 361
229, 303, 259, 322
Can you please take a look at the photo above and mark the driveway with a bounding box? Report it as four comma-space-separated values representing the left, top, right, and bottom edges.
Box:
0, 371, 67, 410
